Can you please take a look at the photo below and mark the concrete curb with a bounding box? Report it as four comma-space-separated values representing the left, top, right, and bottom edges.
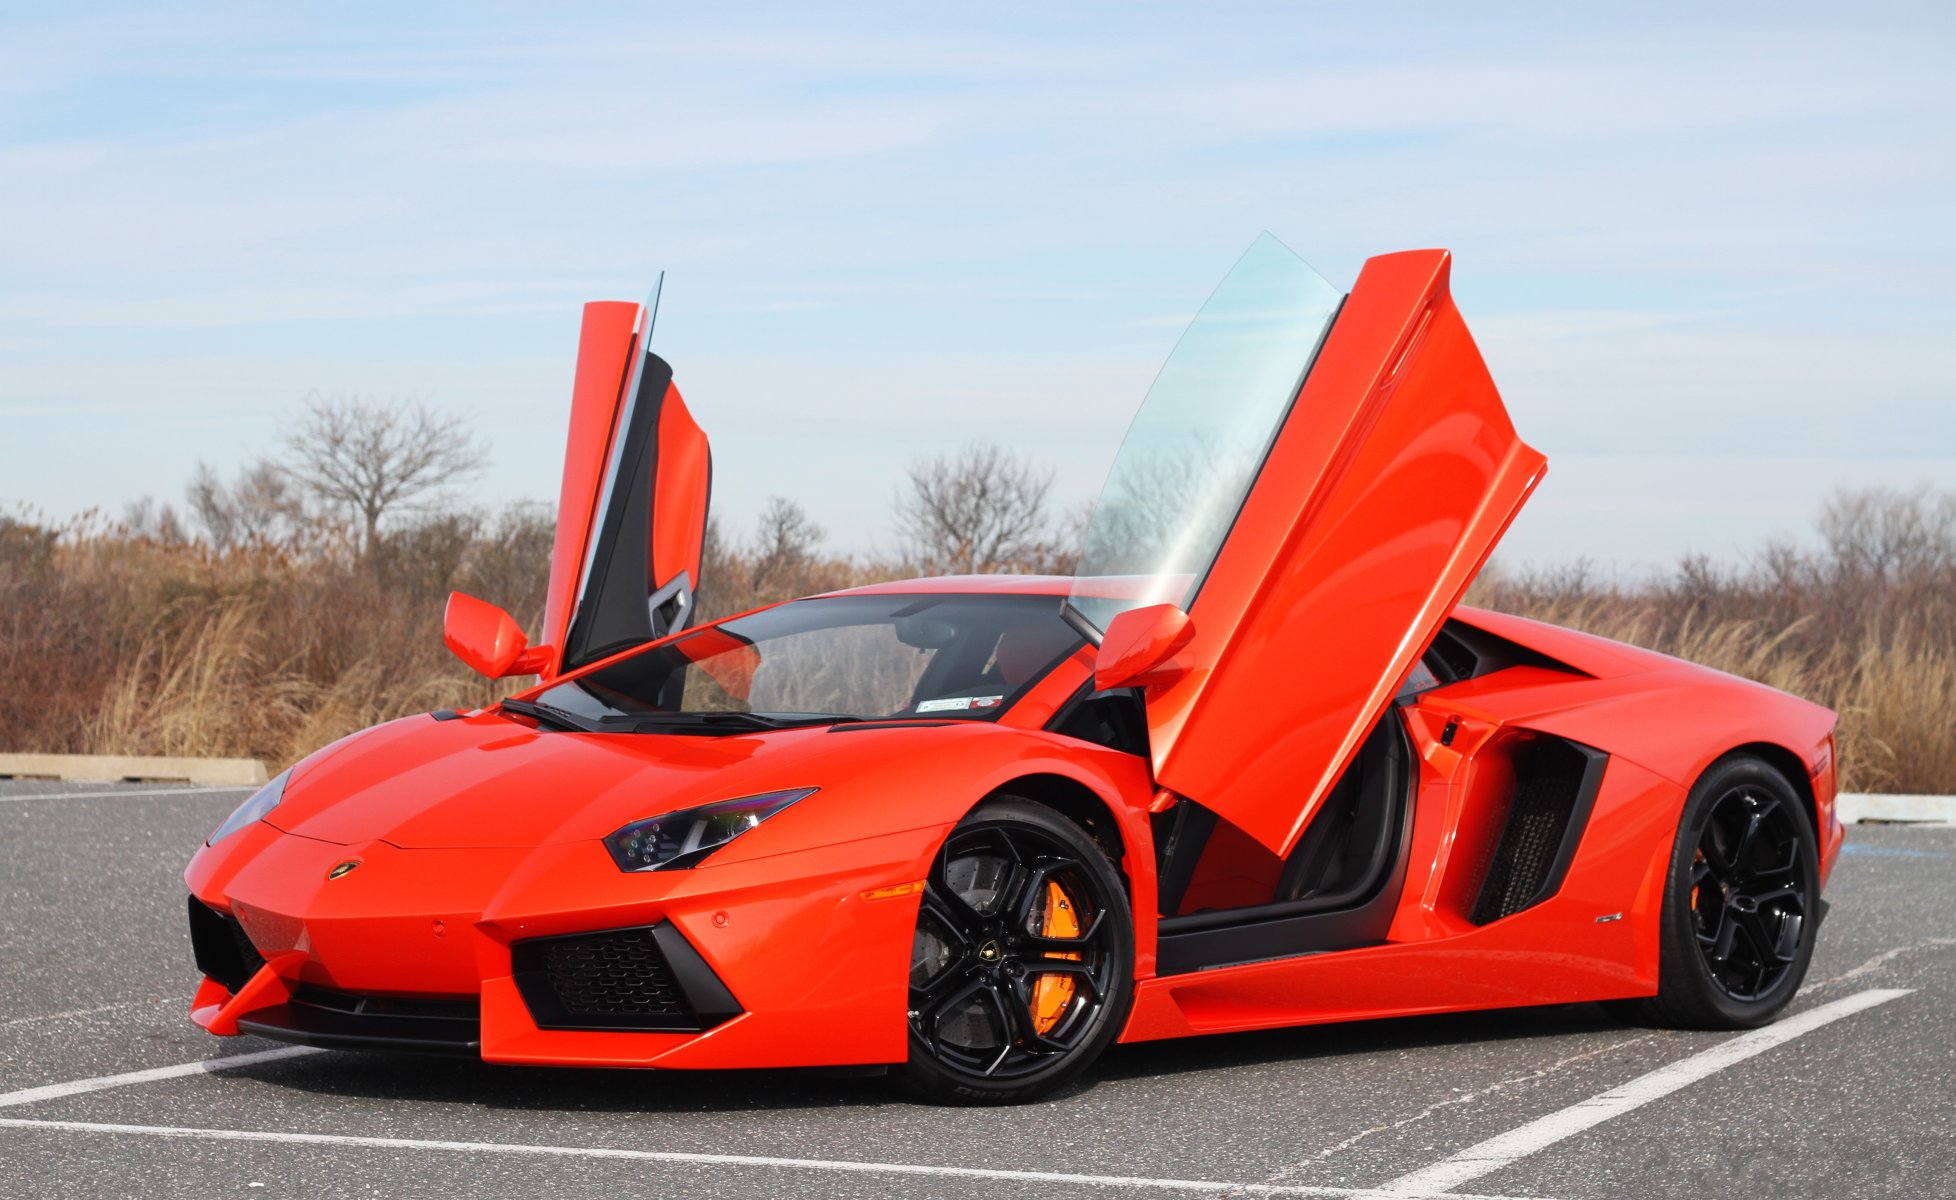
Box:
1837, 793, 1956, 826
0, 754, 269, 787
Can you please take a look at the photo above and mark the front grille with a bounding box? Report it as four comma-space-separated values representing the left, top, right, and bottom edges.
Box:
290, 986, 480, 1023
238, 986, 482, 1057
1471, 737, 1608, 924
187, 897, 264, 992
542, 929, 686, 1017
512, 922, 741, 1033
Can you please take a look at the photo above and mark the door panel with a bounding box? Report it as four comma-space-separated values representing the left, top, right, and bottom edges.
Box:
1080, 246, 1544, 856
540, 297, 713, 678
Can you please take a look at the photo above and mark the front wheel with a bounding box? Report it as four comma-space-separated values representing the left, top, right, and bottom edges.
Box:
1611, 753, 1820, 1029
896, 797, 1134, 1105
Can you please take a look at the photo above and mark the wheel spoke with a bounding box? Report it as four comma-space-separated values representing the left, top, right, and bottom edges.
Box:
923, 974, 987, 1031
1007, 859, 1081, 930
919, 890, 977, 948
1695, 901, 1727, 948
978, 982, 1028, 1075
1737, 882, 1799, 910
1731, 798, 1779, 868
1001, 973, 1070, 1054
1750, 839, 1800, 882
927, 861, 992, 927
1706, 911, 1739, 964
1022, 909, 1106, 956
913, 957, 972, 1004
1700, 807, 1739, 873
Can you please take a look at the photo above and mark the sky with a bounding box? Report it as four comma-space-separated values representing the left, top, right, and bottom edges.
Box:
3, 1, 1953, 574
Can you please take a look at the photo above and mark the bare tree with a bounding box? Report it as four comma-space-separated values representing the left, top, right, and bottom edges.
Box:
185, 459, 308, 550
1817, 484, 1956, 583
748, 495, 826, 597
278, 394, 488, 559
894, 442, 1055, 575
120, 496, 188, 544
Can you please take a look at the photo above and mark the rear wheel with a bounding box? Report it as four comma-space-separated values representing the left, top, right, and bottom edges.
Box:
1610, 754, 1819, 1029
896, 798, 1134, 1105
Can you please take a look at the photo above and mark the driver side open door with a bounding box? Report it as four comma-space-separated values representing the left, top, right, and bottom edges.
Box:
1073, 237, 1545, 857
536, 289, 713, 679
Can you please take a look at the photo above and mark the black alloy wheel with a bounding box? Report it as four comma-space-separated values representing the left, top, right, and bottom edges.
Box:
897, 798, 1134, 1104
1688, 782, 1811, 1000
1609, 754, 1820, 1030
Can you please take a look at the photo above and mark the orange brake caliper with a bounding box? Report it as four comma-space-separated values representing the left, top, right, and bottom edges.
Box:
1030, 879, 1082, 1035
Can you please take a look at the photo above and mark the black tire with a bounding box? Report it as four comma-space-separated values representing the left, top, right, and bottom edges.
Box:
894, 797, 1135, 1105
1608, 754, 1820, 1029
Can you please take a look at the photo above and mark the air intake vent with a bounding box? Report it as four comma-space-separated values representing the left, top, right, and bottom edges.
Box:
511, 922, 741, 1033
1470, 736, 1609, 924
187, 897, 265, 992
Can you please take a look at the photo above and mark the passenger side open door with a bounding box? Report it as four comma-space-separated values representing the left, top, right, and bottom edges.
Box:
1071, 235, 1545, 856
537, 283, 713, 678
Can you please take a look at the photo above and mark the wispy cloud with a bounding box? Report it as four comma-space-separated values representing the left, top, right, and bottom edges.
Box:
2, 1, 1952, 564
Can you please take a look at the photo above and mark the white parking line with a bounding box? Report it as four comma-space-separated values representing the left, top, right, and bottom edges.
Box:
0, 786, 252, 804
0, 1046, 321, 1110
0, 1117, 1557, 1200
1381, 988, 1912, 1195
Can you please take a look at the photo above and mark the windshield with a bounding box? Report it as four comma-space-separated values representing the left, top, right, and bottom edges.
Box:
1069, 233, 1345, 631
520, 594, 1083, 733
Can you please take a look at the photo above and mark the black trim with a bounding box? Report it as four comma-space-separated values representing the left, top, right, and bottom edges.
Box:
827, 721, 960, 732
237, 987, 480, 1057
562, 352, 687, 671
1044, 683, 1150, 759
1427, 619, 1584, 686
429, 709, 464, 722
1469, 737, 1608, 924
511, 921, 741, 1033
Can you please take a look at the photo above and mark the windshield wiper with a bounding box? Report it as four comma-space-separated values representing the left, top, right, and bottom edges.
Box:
620, 711, 869, 735
498, 697, 594, 732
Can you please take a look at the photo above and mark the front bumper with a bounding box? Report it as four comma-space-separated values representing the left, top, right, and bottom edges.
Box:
184, 823, 937, 1069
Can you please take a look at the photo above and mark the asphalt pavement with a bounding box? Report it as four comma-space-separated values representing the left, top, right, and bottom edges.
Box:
1, 778, 1950, 1199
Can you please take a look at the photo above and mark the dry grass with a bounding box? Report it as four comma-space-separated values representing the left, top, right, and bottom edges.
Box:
1468, 487, 1956, 794
4, 486, 1952, 792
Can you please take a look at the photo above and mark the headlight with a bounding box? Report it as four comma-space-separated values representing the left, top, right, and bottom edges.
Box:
604, 787, 816, 872
207, 769, 292, 846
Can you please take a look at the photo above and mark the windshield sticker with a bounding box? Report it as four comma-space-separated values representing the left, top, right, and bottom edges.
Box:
916, 695, 1004, 714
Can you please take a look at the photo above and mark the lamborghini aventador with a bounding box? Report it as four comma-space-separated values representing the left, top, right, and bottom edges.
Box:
184, 235, 1839, 1104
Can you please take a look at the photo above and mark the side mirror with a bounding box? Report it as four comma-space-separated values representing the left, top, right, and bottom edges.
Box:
1094, 603, 1196, 691
444, 592, 551, 679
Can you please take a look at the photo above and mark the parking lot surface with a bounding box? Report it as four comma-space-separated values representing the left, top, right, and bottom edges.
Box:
2, 779, 1950, 1198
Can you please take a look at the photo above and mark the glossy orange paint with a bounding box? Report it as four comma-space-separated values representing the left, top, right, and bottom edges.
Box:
443, 592, 549, 679
541, 301, 639, 679
185, 249, 1841, 1078
1093, 603, 1197, 690
650, 383, 710, 599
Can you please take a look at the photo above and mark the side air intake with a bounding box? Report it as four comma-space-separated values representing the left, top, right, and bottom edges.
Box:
1470, 736, 1609, 924
511, 921, 742, 1033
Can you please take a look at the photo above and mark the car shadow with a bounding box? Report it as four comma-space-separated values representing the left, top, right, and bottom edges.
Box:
226, 1001, 1631, 1114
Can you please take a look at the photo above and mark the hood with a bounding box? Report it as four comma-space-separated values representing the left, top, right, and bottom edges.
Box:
268, 709, 854, 849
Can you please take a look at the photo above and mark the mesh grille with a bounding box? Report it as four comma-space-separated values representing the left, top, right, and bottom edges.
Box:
1470, 738, 1600, 925
533, 928, 689, 1019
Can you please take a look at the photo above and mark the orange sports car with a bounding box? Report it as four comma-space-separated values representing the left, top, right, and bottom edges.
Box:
185, 236, 1840, 1104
